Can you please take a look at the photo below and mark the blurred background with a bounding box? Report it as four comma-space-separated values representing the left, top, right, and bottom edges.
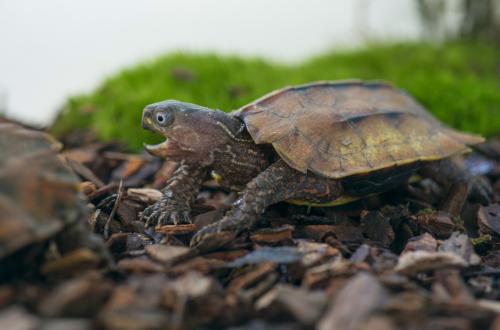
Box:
1, 0, 499, 149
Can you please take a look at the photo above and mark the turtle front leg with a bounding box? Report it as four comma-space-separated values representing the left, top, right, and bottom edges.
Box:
141, 162, 207, 227
190, 159, 343, 250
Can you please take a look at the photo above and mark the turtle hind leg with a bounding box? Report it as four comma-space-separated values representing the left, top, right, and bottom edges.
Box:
190, 159, 344, 251
421, 158, 493, 216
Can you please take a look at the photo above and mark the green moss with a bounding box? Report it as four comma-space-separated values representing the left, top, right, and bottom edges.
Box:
471, 234, 492, 246
416, 208, 435, 216
471, 234, 492, 254
52, 42, 500, 151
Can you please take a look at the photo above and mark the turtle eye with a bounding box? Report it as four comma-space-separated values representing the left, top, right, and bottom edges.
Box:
155, 112, 172, 126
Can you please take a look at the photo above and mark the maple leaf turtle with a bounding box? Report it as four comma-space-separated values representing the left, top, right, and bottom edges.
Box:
139, 81, 492, 249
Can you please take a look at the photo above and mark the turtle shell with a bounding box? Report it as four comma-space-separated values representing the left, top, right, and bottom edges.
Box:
0, 123, 83, 258
235, 81, 484, 178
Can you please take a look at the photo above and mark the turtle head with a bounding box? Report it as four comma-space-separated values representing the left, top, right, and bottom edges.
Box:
141, 100, 244, 164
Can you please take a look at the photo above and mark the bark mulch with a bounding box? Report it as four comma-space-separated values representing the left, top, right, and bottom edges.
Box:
1, 128, 500, 330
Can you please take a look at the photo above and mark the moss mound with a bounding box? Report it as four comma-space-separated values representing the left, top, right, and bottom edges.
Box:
52, 42, 500, 151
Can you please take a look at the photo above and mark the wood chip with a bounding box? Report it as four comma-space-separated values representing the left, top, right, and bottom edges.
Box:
478, 204, 500, 237
162, 272, 224, 328
227, 262, 276, 293
300, 223, 364, 243
227, 247, 304, 267
255, 284, 327, 325
66, 158, 105, 187
117, 258, 163, 273
145, 245, 191, 263
155, 224, 197, 235
203, 249, 248, 262
79, 181, 98, 197
250, 225, 294, 245
439, 232, 480, 266
0, 306, 40, 330
395, 251, 467, 275
433, 269, 474, 305
297, 240, 340, 267
402, 233, 438, 254
39, 318, 93, 330
41, 248, 100, 276
114, 158, 146, 179
413, 211, 457, 239
477, 299, 500, 314
127, 188, 162, 204
167, 257, 225, 277
38, 272, 112, 317
360, 210, 395, 248
318, 272, 388, 330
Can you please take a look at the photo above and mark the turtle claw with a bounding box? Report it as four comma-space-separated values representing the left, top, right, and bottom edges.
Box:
140, 200, 192, 227
168, 210, 192, 225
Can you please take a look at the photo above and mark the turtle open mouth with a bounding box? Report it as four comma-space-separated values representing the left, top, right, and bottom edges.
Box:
144, 137, 184, 159
144, 140, 168, 158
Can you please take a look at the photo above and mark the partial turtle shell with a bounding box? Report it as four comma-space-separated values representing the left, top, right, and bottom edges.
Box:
235, 81, 483, 178
0, 123, 83, 258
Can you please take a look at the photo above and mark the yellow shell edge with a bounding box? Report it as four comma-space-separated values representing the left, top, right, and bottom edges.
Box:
286, 195, 361, 207
273, 142, 473, 179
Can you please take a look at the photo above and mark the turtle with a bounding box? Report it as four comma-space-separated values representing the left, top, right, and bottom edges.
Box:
0, 122, 111, 277
139, 81, 492, 249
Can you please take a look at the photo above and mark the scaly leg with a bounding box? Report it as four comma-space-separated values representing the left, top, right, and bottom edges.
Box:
140, 162, 207, 226
421, 158, 493, 214
190, 160, 344, 249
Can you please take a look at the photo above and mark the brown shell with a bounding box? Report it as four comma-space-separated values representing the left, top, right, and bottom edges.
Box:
235, 81, 484, 178
0, 123, 83, 258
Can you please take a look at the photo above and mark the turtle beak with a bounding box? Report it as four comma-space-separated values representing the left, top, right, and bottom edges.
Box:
142, 107, 168, 157
142, 117, 154, 131
141, 108, 156, 132
143, 141, 169, 158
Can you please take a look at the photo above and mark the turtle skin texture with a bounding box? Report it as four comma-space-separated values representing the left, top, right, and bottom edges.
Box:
0, 123, 110, 277
139, 81, 493, 251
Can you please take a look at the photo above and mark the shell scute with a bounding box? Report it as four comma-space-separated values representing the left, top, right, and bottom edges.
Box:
236, 81, 484, 178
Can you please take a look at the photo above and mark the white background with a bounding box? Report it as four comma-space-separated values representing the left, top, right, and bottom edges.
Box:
0, 0, 423, 125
